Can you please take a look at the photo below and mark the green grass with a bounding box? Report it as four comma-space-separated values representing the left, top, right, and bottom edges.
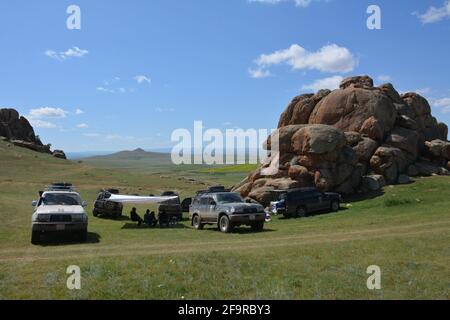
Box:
383, 198, 414, 207
0, 140, 449, 299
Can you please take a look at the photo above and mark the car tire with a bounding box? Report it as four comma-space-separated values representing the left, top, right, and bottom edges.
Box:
93, 209, 99, 217
296, 206, 307, 218
192, 215, 203, 230
331, 201, 340, 212
219, 215, 233, 233
251, 221, 264, 232
31, 231, 40, 245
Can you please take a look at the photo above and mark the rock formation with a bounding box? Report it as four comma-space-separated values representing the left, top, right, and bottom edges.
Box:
233, 76, 450, 206
0, 108, 66, 159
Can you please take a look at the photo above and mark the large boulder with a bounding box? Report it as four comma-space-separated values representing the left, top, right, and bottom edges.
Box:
291, 124, 346, 155
384, 127, 419, 158
278, 90, 331, 128
308, 85, 396, 141
234, 75, 450, 204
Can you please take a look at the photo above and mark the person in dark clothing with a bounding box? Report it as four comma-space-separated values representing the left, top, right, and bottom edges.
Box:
130, 207, 143, 226
144, 209, 157, 227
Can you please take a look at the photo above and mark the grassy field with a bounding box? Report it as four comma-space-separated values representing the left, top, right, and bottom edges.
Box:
0, 140, 449, 299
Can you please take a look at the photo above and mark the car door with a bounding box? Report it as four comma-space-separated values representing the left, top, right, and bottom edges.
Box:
311, 190, 327, 211
304, 191, 321, 212
204, 197, 217, 223
199, 197, 213, 222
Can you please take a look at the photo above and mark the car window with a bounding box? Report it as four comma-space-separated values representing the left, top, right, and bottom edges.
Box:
42, 193, 81, 206
216, 193, 243, 204
200, 197, 210, 205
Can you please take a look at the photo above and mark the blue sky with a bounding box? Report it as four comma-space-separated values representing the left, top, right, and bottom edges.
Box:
1, 0, 450, 152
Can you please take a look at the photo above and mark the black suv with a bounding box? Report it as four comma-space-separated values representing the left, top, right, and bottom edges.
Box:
93, 188, 123, 218
158, 191, 183, 224
277, 187, 341, 218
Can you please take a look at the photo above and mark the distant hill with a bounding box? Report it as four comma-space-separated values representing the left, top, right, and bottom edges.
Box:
81, 148, 172, 169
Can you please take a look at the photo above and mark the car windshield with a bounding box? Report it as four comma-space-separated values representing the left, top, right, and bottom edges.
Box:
42, 193, 81, 206
216, 193, 244, 204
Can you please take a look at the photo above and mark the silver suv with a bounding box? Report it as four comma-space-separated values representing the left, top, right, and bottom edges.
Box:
189, 191, 266, 233
31, 183, 88, 244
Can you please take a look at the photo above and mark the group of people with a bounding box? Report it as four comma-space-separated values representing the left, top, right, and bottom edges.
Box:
130, 207, 158, 227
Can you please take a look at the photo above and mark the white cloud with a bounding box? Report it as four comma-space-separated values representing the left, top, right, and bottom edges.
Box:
96, 86, 115, 93
29, 119, 57, 129
302, 75, 343, 92
432, 97, 450, 113
415, 1, 450, 24
29, 107, 67, 119
251, 43, 356, 78
155, 107, 175, 113
248, 68, 271, 79
378, 74, 392, 82
249, 0, 313, 8
45, 46, 89, 61
415, 88, 432, 96
76, 123, 88, 129
134, 75, 151, 85
83, 133, 101, 138
75, 108, 84, 115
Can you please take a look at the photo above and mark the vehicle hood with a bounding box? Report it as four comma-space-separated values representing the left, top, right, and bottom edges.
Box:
35, 205, 86, 214
219, 202, 264, 212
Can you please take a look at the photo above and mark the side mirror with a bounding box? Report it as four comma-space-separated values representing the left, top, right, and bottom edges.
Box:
32, 200, 38, 207
82, 201, 88, 207
210, 201, 216, 206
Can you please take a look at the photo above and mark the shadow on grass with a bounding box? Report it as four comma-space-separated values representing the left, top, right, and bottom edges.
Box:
95, 215, 130, 221
202, 226, 276, 234
276, 207, 349, 220
343, 190, 385, 203
38, 232, 101, 246
121, 223, 190, 230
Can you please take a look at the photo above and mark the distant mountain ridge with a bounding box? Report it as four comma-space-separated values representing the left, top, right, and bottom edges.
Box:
81, 148, 172, 168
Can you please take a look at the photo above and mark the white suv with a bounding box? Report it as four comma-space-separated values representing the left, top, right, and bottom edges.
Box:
31, 183, 88, 244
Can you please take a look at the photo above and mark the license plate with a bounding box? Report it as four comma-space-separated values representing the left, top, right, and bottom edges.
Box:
56, 224, 65, 231
249, 215, 256, 221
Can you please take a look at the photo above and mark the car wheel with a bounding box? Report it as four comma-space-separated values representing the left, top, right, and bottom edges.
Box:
251, 221, 264, 232
219, 215, 233, 233
31, 231, 40, 245
296, 206, 307, 218
93, 209, 99, 217
192, 215, 203, 230
331, 201, 340, 212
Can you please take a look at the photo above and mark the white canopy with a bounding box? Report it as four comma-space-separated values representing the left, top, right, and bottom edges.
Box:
108, 194, 178, 204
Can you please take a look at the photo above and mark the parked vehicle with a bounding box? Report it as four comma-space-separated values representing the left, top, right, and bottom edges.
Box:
31, 183, 88, 244
275, 187, 341, 218
158, 191, 183, 222
93, 188, 123, 218
189, 187, 266, 233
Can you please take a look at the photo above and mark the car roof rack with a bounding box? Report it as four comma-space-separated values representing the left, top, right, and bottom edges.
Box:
46, 182, 76, 191
196, 186, 231, 195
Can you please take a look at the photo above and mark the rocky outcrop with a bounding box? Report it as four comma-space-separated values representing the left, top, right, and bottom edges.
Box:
0, 108, 65, 159
0, 108, 40, 144
233, 76, 450, 206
